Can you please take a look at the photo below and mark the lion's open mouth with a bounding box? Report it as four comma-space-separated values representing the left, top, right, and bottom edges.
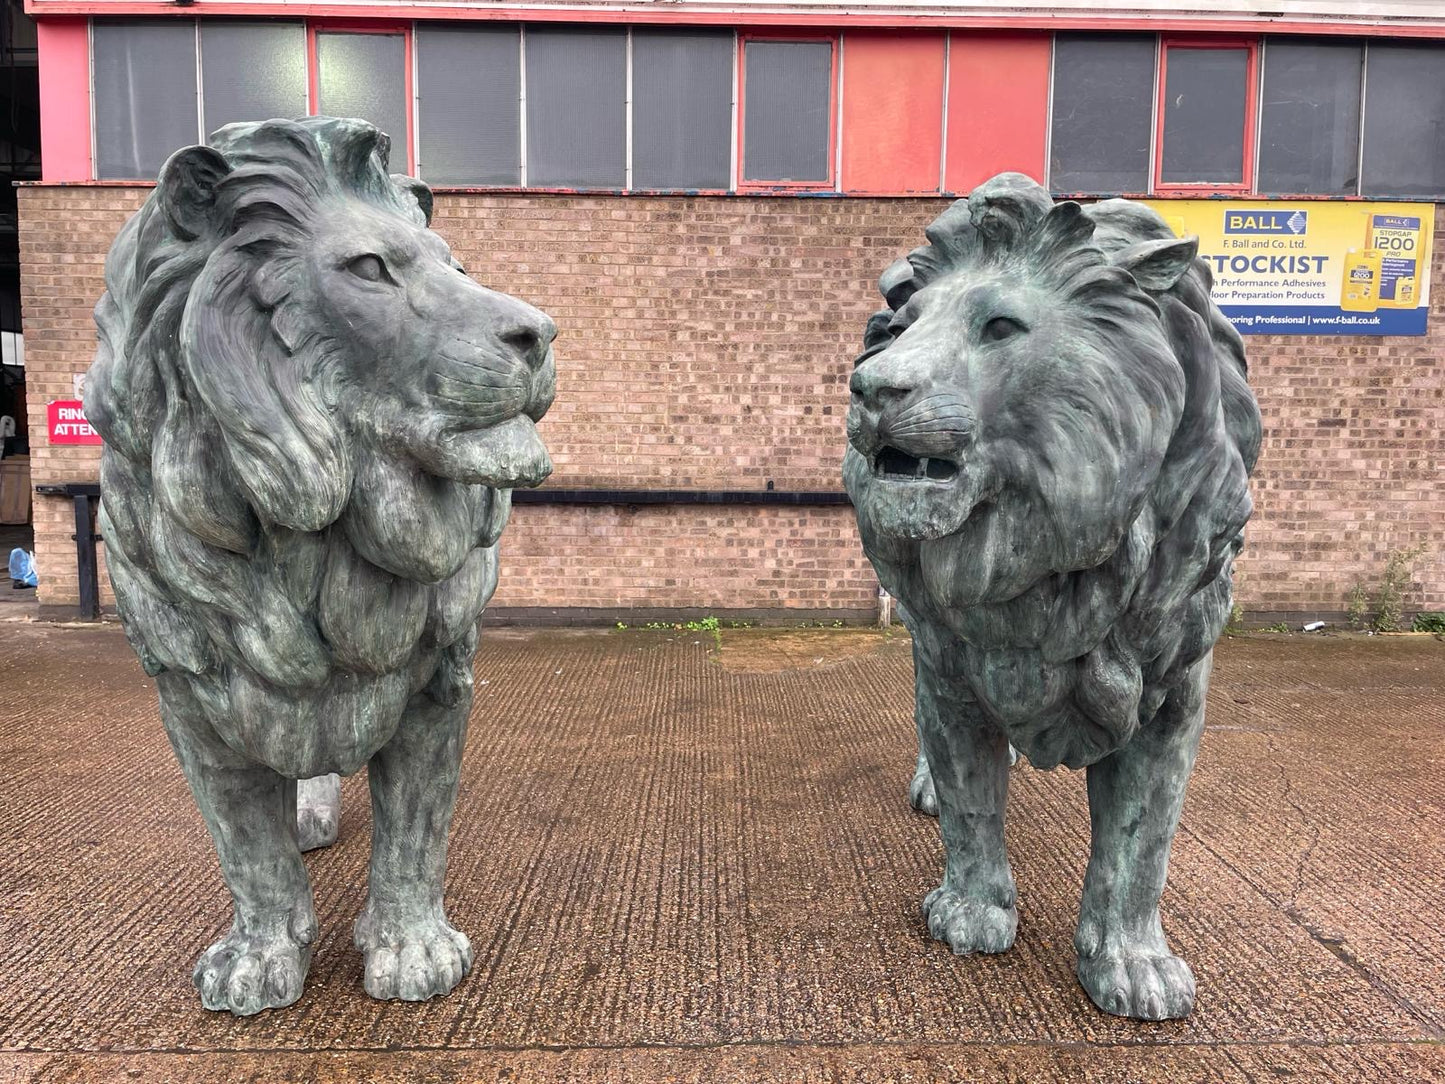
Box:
872, 446, 959, 483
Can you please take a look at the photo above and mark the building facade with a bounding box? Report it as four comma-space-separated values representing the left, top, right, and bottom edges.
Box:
17, 0, 1445, 623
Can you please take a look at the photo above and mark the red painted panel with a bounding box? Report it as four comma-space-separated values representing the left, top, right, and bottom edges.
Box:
841, 31, 945, 195
945, 32, 1050, 195
37, 18, 91, 182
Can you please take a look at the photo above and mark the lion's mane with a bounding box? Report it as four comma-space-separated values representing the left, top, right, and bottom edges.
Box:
846, 175, 1261, 769
87, 118, 513, 776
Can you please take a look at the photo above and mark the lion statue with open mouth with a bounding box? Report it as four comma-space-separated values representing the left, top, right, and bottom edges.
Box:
86, 117, 556, 1014
844, 174, 1260, 1020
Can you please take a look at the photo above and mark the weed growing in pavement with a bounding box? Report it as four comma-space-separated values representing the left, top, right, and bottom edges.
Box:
1346, 582, 1369, 630
1372, 545, 1426, 633
1411, 612, 1445, 634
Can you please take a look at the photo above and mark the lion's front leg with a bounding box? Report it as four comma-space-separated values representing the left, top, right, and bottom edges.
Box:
159, 676, 317, 1016
1076, 656, 1209, 1021
356, 689, 473, 1002
915, 658, 1017, 955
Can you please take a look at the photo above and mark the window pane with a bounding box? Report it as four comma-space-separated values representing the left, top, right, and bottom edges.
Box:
93, 21, 198, 180
743, 41, 832, 184
1258, 40, 1361, 195
1160, 47, 1249, 185
316, 32, 409, 168
525, 28, 626, 188
417, 26, 520, 185
633, 30, 732, 190
201, 22, 307, 136
1049, 35, 1154, 195
1362, 43, 1445, 199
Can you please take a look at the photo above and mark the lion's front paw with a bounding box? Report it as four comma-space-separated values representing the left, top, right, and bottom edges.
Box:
355, 907, 473, 1002
908, 759, 939, 816
922, 885, 1017, 955
192, 911, 315, 1015
1077, 947, 1196, 1020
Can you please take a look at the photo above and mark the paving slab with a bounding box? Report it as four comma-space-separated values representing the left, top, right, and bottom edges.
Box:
2, 623, 1442, 1081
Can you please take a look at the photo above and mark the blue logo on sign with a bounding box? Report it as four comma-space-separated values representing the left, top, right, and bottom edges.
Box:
1224, 211, 1308, 235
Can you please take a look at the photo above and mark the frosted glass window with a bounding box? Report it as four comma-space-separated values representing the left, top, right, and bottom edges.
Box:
1361, 43, 1445, 199
93, 21, 198, 180
1160, 47, 1250, 185
633, 30, 733, 190
417, 26, 521, 185
1049, 34, 1155, 195
525, 28, 626, 188
201, 22, 307, 136
316, 32, 409, 168
743, 40, 832, 183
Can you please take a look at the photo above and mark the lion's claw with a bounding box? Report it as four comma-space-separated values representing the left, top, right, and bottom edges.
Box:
922, 885, 1017, 955
1077, 948, 1195, 1020
356, 910, 472, 1002
908, 760, 939, 816
192, 917, 314, 1016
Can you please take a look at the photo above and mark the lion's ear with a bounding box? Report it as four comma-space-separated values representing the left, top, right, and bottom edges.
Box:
158, 145, 232, 241
1115, 236, 1199, 292
392, 174, 434, 226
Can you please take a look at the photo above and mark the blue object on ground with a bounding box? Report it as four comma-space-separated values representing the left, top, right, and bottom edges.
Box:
8, 547, 37, 588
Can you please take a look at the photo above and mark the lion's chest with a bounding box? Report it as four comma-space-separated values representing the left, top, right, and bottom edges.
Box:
191, 544, 500, 778
906, 591, 1147, 771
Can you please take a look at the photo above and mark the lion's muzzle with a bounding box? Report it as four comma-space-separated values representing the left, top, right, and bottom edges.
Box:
410, 282, 558, 489
848, 345, 976, 486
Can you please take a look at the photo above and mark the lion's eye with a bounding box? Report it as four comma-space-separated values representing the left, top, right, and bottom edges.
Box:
982, 316, 1027, 342
346, 254, 389, 283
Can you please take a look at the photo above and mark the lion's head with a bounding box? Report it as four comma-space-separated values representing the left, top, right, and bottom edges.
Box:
86, 118, 556, 774
90, 116, 554, 534
845, 175, 1260, 766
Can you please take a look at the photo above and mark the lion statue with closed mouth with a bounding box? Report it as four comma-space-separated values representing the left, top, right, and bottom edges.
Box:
844, 174, 1260, 1020
86, 117, 557, 1014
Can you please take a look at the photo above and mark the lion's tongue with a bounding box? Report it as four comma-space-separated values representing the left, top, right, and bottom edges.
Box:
444, 415, 553, 489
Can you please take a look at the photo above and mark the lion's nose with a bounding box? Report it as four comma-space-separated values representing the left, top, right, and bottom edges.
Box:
502, 309, 557, 372
850, 362, 913, 411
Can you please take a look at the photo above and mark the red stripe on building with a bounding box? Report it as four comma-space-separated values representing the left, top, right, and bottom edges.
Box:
944, 32, 1050, 195
37, 18, 90, 183
840, 31, 946, 196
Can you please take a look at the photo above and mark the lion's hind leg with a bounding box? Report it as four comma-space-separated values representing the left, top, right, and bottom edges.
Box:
1075, 656, 1209, 1021
915, 658, 1018, 955
159, 677, 317, 1015
909, 748, 939, 817
296, 773, 341, 851
356, 691, 473, 1002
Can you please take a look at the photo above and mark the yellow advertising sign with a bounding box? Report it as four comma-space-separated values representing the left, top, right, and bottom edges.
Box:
1142, 200, 1434, 335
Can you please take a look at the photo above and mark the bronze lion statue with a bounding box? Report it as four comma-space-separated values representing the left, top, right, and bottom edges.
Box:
844, 174, 1260, 1020
85, 117, 556, 1014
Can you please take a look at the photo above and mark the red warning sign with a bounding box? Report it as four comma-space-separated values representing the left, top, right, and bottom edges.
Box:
47, 400, 102, 445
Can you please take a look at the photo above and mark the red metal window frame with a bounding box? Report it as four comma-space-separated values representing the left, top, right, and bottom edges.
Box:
736, 31, 838, 192
307, 20, 415, 174
1153, 37, 1259, 196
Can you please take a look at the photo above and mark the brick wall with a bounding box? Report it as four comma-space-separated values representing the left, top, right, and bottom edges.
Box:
17, 186, 1445, 622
